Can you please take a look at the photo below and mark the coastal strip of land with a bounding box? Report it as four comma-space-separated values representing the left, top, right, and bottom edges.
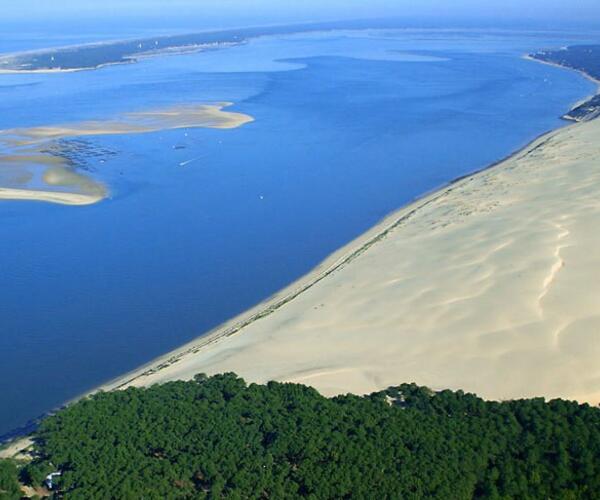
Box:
0, 102, 253, 205
529, 45, 600, 121
0, 19, 430, 73
97, 116, 600, 406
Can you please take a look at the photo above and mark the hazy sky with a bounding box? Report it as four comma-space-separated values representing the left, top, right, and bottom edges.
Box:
3, 0, 600, 27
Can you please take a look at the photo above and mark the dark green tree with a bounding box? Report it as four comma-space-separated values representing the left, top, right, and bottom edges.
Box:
0, 460, 21, 500
10, 373, 600, 499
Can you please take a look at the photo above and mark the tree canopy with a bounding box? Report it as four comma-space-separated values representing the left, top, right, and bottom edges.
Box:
0, 460, 21, 500
4, 373, 600, 499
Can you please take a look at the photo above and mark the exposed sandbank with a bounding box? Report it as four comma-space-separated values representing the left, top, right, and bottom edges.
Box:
0, 186, 104, 206
100, 118, 600, 405
0, 103, 253, 204
2, 102, 253, 146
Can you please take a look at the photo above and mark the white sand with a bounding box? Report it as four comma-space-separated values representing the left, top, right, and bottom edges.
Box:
102, 118, 600, 405
0, 437, 33, 460
0, 187, 104, 205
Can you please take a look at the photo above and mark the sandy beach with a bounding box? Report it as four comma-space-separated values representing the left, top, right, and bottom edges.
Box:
0, 437, 33, 460
99, 117, 600, 405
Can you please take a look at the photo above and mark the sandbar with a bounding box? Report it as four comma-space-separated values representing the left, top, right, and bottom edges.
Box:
2, 102, 253, 146
0, 102, 253, 204
0, 187, 104, 205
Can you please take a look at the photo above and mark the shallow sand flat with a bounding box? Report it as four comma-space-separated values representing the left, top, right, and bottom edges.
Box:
0, 102, 253, 204
1, 102, 253, 146
104, 118, 600, 404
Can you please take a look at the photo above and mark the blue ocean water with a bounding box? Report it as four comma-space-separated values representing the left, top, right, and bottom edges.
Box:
0, 28, 597, 436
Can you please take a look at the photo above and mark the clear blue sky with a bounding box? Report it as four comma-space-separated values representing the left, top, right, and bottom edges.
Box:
4, 0, 600, 27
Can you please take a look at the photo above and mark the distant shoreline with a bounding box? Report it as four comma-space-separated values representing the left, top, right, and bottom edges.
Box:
0, 60, 136, 75
0, 20, 393, 74
2, 22, 593, 75
0, 42, 242, 74
526, 50, 600, 121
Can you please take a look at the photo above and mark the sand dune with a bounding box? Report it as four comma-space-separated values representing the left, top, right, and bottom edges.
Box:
104, 118, 600, 405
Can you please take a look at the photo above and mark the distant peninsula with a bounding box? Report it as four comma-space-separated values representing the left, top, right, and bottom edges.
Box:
530, 45, 600, 121
0, 19, 400, 73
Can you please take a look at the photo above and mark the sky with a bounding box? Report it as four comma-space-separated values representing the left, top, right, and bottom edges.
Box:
2, 0, 600, 30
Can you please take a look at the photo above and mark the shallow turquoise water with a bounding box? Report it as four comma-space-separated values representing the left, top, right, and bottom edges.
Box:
0, 28, 597, 436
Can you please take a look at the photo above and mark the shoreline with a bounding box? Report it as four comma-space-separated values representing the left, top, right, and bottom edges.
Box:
0, 60, 136, 75
523, 54, 600, 121
0, 43, 243, 75
92, 121, 572, 395
1, 107, 581, 448
97, 113, 600, 406
523, 54, 600, 88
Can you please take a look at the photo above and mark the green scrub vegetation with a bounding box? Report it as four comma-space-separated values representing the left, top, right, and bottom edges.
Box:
0, 460, 21, 500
